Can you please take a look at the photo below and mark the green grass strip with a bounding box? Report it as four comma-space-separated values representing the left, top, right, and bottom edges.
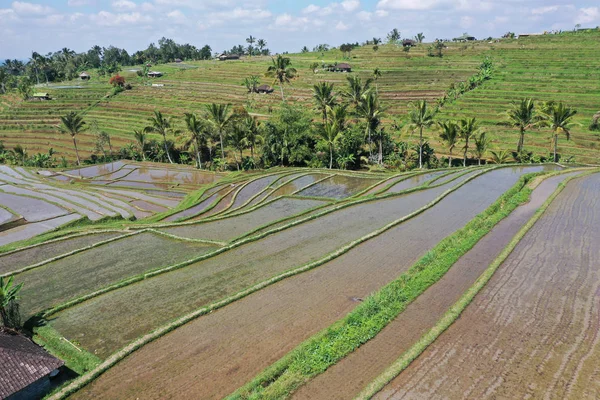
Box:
226, 170, 549, 400
355, 168, 599, 399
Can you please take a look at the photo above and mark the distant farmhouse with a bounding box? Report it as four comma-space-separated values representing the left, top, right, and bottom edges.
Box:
402, 39, 417, 47
31, 92, 51, 101
453, 34, 476, 42
217, 53, 241, 61
518, 33, 544, 38
256, 84, 274, 94
326, 63, 352, 72
0, 332, 64, 400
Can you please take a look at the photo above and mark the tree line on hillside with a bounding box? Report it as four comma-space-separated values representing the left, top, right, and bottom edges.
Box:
0, 55, 579, 171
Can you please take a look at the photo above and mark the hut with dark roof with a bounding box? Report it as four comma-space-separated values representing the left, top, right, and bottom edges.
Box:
147, 71, 163, 78
335, 63, 352, 72
402, 39, 416, 47
0, 331, 64, 399
256, 84, 274, 94
79, 72, 90, 80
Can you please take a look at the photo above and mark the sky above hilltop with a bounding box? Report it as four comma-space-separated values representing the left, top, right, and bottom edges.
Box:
1, 0, 599, 59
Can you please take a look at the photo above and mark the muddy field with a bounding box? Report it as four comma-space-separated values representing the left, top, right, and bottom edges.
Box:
375, 172, 600, 399
71, 166, 546, 399
293, 171, 584, 399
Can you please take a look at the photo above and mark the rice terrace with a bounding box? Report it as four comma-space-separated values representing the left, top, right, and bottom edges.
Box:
1, 2, 600, 399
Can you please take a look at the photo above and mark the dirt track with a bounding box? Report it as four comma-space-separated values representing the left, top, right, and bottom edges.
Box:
71, 167, 539, 400
293, 171, 584, 399
375, 173, 600, 399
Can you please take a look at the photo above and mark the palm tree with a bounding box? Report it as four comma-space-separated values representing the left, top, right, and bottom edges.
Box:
205, 103, 232, 160
257, 39, 267, 54
242, 75, 260, 93
542, 102, 577, 162
342, 75, 373, 107
356, 91, 383, 163
58, 111, 86, 165
372, 68, 382, 95
458, 117, 479, 167
1, 276, 23, 329
473, 131, 490, 165
438, 120, 459, 167
313, 81, 336, 123
144, 111, 176, 164
415, 33, 425, 43
246, 35, 256, 56
266, 55, 297, 101
320, 104, 347, 168
184, 113, 211, 169
506, 98, 535, 153
387, 28, 401, 43
372, 37, 381, 45
407, 100, 436, 169
240, 116, 264, 162
228, 124, 247, 170
490, 149, 511, 164
133, 129, 147, 161
12, 145, 27, 166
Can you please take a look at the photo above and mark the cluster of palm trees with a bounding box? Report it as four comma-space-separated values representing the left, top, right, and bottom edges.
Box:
312, 71, 385, 169
507, 98, 577, 162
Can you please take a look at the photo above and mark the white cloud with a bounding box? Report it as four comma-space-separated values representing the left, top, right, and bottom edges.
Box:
356, 11, 372, 21
341, 0, 360, 12
140, 2, 155, 12
67, 0, 92, 6
302, 4, 320, 14
575, 7, 599, 24
70, 12, 84, 21
273, 13, 311, 31
90, 11, 152, 27
377, 0, 444, 11
532, 5, 560, 15
167, 9, 188, 24
112, 0, 137, 11
336, 20, 349, 30
11, 1, 53, 15
375, 9, 389, 17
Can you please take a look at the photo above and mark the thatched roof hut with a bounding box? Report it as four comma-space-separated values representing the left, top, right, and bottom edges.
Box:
335, 63, 352, 72
147, 71, 163, 78
256, 84, 274, 94
79, 72, 90, 80
217, 53, 241, 61
402, 39, 416, 47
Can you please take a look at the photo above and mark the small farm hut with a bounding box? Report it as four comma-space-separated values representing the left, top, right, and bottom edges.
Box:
32, 93, 51, 100
174, 58, 182, 63
0, 331, 64, 399
79, 72, 91, 80
335, 63, 352, 72
256, 84, 274, 94
217, 53, 241, 61
147, 71, 163, 78
402, 39, 416, 47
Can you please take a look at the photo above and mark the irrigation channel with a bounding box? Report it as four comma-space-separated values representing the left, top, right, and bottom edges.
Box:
69, 165, 553, 399
372, 172, 600, 400
292, 170, 586, 399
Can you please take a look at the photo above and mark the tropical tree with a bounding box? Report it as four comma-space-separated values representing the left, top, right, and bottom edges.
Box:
490, 149, 511, 164
12, 145, 27, 166
342, 75, 372, 107
133, 129, 147, 161
473, 131, 490, 165
240, 116, 263, 161
372, 68, 382, 95
387, 28, 401, 43
58, 111, 86, 165
205, 103, 232, 160
257, 39, 267, 54
438, 120, 459, 167
313, 81, 336, 123
356, 91, 383, 163
144, 111, 176, 163
407, 100, 436, 168
506, 98, 536, 153
541, 102, 578, 162
242, 75, 260, 93
266, 55, 297, 101
17, 77, 33, 100
246, 35, 256, 56
320, 104, 347, 168
0, 276, 23, 329
415, 33, 425, 43
183, 113, 211, 169
228, 124, 247, 170
458, 117, 479, 166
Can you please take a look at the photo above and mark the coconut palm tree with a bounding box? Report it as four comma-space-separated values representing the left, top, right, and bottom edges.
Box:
356, 91, 383, 163
407, 100, 436, 169
320, 104, 347, 169
144, 111, 176, 164
257, 39, 267, 54
458, 117, 479, 167
473, 131, 490, 165
541, 102, 578, 162
387, 28, 401, 43
205, 103, 232, 160
246, 35, 256, 56
506, 98, 535, 153
266, 55, 297, 101
240, 116, 263, 162
438, 120, 459, 167
372, 68, 382, 95
133, 129, 147, 161
1, 276, 23, 329
228, 124, 247, 171
490, 149, 511, 164
313, 81, 336, 123
183, 113, 211, 169
342, 75, 372, 107
58, 111, 86, 165
415, 33, 425, 43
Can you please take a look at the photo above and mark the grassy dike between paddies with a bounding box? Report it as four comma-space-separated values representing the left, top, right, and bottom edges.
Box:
226, 169, 556, 400
46, 167, 494, 400
355, 168, 599, 399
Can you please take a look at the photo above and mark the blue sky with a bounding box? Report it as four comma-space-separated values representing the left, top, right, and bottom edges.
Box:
1, 0, 599, 59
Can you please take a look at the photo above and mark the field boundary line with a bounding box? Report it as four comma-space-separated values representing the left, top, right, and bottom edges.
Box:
46, 165, 493, 400
355, 168, 599, 399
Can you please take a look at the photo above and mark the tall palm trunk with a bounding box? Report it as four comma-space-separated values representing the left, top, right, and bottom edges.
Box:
378, 139, 383, 165
553, 132, 558, 162
367, 127, 373, 159
219, 130, 225, 160
448, 150, 452, 167
419, 126, 423, 169
329, 144, 333, 169
72, 135, 81, 165
279, 83, 285, 101
195, 140, 202, 169
162, 133, 173, 163
463, 138, 469, 167
517, 127, 525, 153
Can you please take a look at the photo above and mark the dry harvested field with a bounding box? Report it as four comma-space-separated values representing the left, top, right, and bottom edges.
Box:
374, 172, 600, 400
